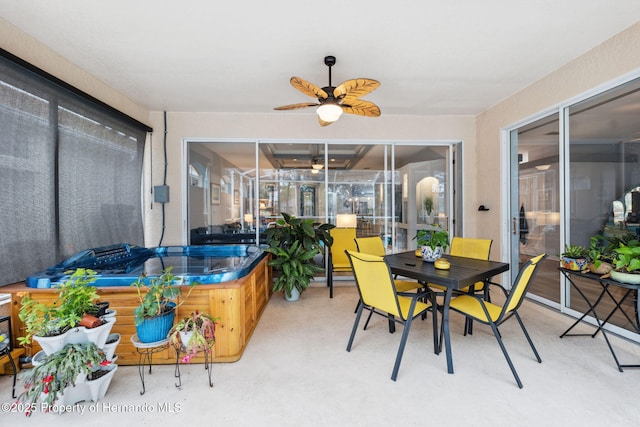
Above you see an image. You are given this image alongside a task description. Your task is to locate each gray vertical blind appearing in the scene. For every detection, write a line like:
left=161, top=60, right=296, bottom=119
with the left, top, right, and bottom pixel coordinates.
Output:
left=0, top=53, right=148, bottom=286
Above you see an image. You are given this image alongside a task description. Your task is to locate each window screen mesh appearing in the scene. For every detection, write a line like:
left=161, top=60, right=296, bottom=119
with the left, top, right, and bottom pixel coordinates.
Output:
left=0, top=54, right=147, bottom=286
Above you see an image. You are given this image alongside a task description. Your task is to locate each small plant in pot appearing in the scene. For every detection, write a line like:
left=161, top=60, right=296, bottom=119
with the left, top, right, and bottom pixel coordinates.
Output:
left=168, top=310, right=218, bottom=363
left=413, top=224, right=449, bottom=262
left=587, top=235, right=616, bottom=275
left=18, top=268, right=105, bottom=346
left=16, top=342, right=112, bottom=416
left=560, top=244, right=589, bottom=271
left=131, top=267, right=195, bottom=343
left=264, top=212, right=334, bottom=301
left=611, top=239, right=640, bottom=284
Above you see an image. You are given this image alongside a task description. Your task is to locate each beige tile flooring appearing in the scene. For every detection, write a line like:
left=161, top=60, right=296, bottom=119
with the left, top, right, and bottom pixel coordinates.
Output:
left=1, top=283, right=640, bottom=426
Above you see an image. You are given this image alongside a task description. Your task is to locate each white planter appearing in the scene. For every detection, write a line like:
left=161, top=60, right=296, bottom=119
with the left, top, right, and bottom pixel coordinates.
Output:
left=610, top=270, right=640, bottom=285
left=34, top=317, right=116, bottom=356
left=101, top=309, right=117, bottom=320
left=285, top=287, right=300, bottom=302
left=32, top=350, right=47, bottom=367
left=179, top=331, right=193, bottom=347
left=45, top=365, right=118, bottom=412
left=102, top=333, right=121, bottom=361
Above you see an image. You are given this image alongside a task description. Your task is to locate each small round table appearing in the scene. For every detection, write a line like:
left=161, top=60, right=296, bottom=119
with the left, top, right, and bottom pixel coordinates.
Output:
left=130, top=334, right=169, bottom=395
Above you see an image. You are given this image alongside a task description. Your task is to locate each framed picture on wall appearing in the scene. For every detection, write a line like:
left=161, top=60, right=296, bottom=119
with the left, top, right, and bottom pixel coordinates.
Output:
left=234, top=190, right=239, bottom=205
left=211, top=183, right=221, bottom=205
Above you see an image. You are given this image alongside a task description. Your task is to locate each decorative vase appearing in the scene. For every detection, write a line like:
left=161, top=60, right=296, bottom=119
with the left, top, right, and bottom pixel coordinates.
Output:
left=34, top=317, right=116, bottom=356
left=560, top=257, right=588, bottom=271
left=610, top=270, right=640, bottom=285
left=285, top=287, right=300, bottom=302
left=422, top=246, right=443, bottom=262
left=136, top=307, right=176, bottom=343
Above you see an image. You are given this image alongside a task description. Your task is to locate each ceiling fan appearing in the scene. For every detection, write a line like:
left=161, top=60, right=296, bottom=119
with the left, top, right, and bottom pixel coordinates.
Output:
left=274, top=55, right=381, bottom=126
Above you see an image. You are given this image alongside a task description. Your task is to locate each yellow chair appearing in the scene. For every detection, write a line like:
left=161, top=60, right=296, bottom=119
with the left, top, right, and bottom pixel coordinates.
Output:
left=327, top=228, right=357, bottom=298
left=345, top=250, right=439, bottom=381
left=447, top=253, right=547, bottom=388
left=354, top=236, right=424, bottom=293
left=355, top=236, right=426, bottom=333
left=428, top=236, right=493, bottom=295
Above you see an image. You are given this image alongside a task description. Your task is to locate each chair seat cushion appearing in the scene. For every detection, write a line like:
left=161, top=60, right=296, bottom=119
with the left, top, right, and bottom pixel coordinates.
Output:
left=397, top=296, right=431, bottom=320
left=449, top=295, right=502, bottom=322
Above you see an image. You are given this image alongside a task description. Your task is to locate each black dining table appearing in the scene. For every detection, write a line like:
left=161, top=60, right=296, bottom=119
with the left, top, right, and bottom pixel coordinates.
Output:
left=385, top=251, right=510, bottom=374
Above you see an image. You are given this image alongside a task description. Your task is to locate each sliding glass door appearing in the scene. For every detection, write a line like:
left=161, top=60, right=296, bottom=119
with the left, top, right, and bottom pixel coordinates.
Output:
left=187, top=140, right=459, bottom=258
left=509, top=76, right=640, bottom=339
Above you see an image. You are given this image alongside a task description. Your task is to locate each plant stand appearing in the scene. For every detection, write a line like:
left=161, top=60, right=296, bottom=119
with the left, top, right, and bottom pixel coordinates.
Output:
left=171, top=340, right=214, bottom=388
left=130, top=334, right=169, bottom=395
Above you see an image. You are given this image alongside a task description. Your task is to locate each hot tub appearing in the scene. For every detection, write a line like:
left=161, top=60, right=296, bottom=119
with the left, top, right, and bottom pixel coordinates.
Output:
left=26, top=243, right=266, bottom=288
left=12, top=242, right=272, bottom=364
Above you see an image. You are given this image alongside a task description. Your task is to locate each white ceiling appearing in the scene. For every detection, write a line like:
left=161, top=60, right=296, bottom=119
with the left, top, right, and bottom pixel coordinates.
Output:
left=2, top=1, right=640, bottom=117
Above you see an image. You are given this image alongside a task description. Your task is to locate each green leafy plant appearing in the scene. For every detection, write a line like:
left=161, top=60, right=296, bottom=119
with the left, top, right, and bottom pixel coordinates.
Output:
left=413, top=224, right=449, bottom=251
left=561, top=244, right=588, bottom=259
left=131, top=267, right=195, bottom=326
left=168, top=310, right=218, bottom=363
left=264, top=212, right=334, bottom=298
left=588, top=235, right=617, bottom=270
left=16, top=342, right=111, bottom=415
left=423, top=197, right=433, bottom=216
left=18, top=268, right=101, bottom=345
left=613, top=239, right=640, bottom=273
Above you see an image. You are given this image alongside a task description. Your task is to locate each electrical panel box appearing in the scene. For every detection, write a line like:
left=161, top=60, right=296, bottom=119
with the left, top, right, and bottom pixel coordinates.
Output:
left=154, top=185, right=170, bottom=203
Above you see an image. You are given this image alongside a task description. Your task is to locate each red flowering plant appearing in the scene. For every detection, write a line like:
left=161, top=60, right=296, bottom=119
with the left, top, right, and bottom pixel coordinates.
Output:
left=16, top=342, right=110, bottom=416
left=168, top=310, right=217, bottom=363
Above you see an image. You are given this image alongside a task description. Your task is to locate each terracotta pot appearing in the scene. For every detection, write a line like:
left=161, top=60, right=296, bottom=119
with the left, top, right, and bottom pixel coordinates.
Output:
left=79, top=314, right=102, bottom=329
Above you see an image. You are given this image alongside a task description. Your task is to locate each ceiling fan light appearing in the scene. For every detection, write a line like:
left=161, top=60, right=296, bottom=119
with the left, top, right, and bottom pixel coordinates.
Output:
left=312, top=164, right=323, bottom=170
left=317, top=103, right=343, bottom=122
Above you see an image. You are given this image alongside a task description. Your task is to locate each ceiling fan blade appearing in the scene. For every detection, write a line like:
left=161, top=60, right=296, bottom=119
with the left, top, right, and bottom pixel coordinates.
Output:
left=318, top=116, right=333, bottom=127
left=334, top=78, right=380, bottom=100
left=273, top=102, right=318, bottom=111
left=290, top=77, right=328, bottom=99
left=341, top=99, right=381, bottom=117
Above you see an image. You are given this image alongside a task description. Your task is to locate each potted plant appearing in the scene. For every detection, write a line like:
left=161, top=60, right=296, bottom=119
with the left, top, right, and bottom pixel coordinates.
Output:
left=587, top=235, right=615, bottom=275
left=611, top=239, right=640, bottom=284
left=413, top=224, right=449, bottom=262
left=17, top=342, right=116, bottom=416
left=18, top=268, right=115, bottom=353
left=560, top=244, right=589, bottom=271
left=131, top=267, right=195, bottom=343
left=168, top=310, right=218, bottom=363
left=264, top=212, right=334, bottom=301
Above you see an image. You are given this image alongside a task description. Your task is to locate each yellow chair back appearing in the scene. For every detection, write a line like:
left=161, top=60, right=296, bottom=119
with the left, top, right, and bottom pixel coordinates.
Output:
left=354, top=236, right=386, bottom=256
left=504, top=254, right=546, bottom=314
left=346, top=251, right=401, bottom=318
left=449, top=237, right=492, bottom=260
left=330, top=228, right=357, bottom=271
